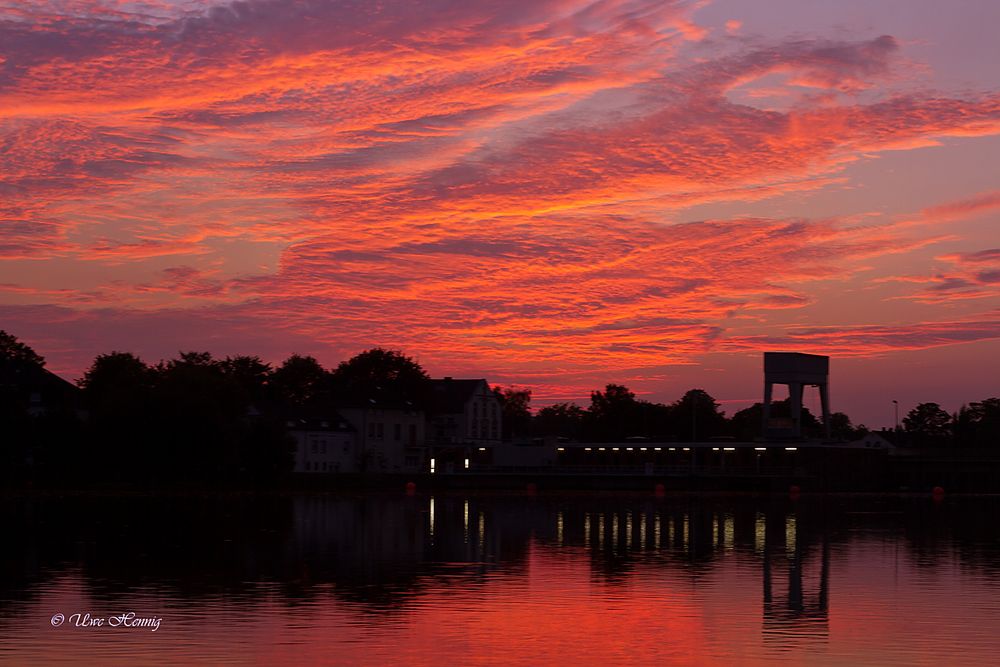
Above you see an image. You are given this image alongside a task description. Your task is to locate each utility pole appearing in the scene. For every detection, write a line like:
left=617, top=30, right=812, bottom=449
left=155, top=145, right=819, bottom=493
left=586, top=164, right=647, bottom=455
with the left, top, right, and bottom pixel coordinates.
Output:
left=892, top=400, right=899, bottom=431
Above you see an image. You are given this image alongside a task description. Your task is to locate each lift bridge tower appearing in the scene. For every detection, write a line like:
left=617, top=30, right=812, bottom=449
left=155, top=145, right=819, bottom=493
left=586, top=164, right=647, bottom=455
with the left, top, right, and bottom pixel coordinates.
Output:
left=763, top=352, right=831, bottom=440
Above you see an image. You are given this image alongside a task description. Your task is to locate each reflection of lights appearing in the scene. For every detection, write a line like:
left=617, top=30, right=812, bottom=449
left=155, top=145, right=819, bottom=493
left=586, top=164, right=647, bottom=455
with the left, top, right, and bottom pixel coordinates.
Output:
left=598, top=514, right=606, bottom=545
left=430, top=458, right=436, bottom=474
left=584, top=513, right=591, bottom=547
left=654, top=514, right=661, bottom=548
left=429, top=497, right=435, bottom=537
left=639, top=512, right=647, bottom=546
left=464, top=500, right=469, bottom=542
left=478, top=512, right=485, bottom=550
left=557, top=511, right=564, bottom=546
left=754, top=513, right=766, bottom=554
left=786, top=515, right=797, bottom=556
left=724, top=515, right=734, bottom=550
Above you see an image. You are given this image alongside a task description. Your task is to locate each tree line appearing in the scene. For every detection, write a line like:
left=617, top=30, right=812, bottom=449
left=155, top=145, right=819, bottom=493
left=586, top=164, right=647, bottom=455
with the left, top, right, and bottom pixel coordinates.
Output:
left=2, top=330, right=997, bottom=487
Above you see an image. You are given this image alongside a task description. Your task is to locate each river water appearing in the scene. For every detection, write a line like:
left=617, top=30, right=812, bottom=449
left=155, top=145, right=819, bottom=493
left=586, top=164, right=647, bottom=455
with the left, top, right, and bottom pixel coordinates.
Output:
left=2, top=492, right=999, bottom=665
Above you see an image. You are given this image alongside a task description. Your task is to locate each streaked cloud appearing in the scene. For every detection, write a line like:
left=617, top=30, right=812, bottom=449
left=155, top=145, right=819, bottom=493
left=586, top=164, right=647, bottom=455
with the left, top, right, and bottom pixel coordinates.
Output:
left=2, top=0, right=999, bottom=418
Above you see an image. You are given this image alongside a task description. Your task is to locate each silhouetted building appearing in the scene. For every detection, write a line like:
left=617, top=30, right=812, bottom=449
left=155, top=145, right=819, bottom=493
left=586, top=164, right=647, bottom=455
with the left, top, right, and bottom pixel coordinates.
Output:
left=0, top=359, right=79, bottom=417
left=763, top=352, right=831, bottom=439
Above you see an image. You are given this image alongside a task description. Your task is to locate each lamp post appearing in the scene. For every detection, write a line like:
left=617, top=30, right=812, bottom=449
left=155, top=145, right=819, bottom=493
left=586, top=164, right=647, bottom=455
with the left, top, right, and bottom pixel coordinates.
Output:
left=892, top=400, right=899, bottom=431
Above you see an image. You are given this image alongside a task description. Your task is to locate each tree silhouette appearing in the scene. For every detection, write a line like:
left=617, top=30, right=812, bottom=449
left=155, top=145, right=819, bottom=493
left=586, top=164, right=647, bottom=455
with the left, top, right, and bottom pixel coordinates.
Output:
left=331, top=348, right=428, bottom=402
left=0, top=330, right=45, bottom=367
left=220, top=355, right=273, bottom=405
left=670, top=389, right=726, bottom=441
left=271, top=354, right=329, bottom=407
left=903, top=402, right=952, bottom=447
left=493, top=386, right=531, bottom=440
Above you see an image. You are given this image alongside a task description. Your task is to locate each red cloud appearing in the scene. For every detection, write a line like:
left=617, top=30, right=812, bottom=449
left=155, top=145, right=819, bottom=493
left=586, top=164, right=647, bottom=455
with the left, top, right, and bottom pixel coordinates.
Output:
left=1, top=1, right=999, bottom=407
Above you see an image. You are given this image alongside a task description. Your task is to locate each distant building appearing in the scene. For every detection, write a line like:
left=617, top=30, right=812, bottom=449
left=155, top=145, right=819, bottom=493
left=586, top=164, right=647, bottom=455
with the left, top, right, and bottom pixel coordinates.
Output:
left=0, top=360, right=79, bottom=417
left=843, top=432, right=896, bottom=451
left=337, top=399, right=425, bottom=473
left=427, top=378, right=502, bottom=446
left=287, top=412, right=357, bottom=474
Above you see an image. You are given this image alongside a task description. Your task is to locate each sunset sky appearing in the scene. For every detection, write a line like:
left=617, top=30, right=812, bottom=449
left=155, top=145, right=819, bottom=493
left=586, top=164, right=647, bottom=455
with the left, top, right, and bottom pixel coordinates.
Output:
left=2, top=0, right=999, bottom=426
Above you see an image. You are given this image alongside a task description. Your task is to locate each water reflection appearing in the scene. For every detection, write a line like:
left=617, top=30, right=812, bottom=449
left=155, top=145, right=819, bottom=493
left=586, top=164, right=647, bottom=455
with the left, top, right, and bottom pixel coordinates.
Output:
left=2, top=493, right=1000, bottom=665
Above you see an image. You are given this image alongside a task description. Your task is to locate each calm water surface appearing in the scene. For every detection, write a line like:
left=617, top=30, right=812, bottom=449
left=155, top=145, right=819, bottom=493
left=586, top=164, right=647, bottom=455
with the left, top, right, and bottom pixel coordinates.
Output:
left=2, top=493, right=999, bottom=665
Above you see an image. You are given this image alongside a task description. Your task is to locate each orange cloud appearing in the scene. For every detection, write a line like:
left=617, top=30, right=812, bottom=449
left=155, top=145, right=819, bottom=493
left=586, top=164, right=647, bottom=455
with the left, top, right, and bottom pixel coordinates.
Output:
left=2, top=1, right=999, bottom=410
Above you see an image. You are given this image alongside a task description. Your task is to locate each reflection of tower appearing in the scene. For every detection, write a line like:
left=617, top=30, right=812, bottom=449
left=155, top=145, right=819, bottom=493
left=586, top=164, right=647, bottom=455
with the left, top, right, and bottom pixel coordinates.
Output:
left=761, top=511, right=830, bottom=641
left=762, top=352, right=831, bottom=439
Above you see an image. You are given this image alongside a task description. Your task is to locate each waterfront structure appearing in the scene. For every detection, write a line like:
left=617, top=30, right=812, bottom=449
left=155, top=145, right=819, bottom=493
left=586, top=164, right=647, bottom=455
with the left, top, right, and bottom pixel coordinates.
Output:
left=762, top=352, right=831, bottom=440
left=287, top=412, right=357, bottom=474
left=337, top=399, right=425, bottom=473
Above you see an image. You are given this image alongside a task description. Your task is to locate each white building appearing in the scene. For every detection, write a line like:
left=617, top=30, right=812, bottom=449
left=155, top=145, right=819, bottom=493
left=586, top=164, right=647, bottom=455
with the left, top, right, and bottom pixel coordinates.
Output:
left=288, top=413, right=357, bottom=474
left=337, top=400, right=425, bottom=473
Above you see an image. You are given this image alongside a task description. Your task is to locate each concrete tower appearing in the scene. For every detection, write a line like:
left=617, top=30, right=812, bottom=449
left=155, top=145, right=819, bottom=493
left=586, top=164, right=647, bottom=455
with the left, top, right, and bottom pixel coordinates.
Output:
left=763, top=352, right=831, bottom=440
